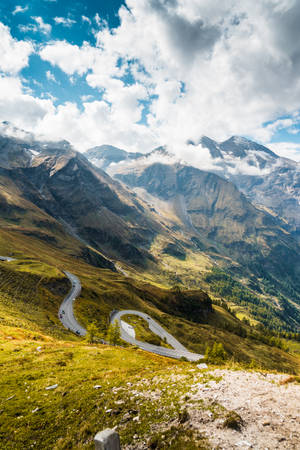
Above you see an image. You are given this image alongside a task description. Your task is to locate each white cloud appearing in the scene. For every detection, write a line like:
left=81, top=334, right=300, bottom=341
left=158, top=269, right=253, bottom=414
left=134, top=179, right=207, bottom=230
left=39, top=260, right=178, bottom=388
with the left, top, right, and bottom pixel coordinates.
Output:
left=0, top=74, right=54, bottom=128
left=3, top=2, right=300, bottom=162
left=54, top=17, right=76, bottom=27
left=82, top=15, right=91, bottom=24
left=39, top=40, right=97, bottom=75
left=32, top=16, right=51, bottom=34
left=81, top=94, right=93, bottom=102
left=13, top=5, right=28, bottom=15
left=268, top=142, right=300, bottom=162
left=0, top=23, right=34, bottom=74
left=46, top=70, right=56, bottom=82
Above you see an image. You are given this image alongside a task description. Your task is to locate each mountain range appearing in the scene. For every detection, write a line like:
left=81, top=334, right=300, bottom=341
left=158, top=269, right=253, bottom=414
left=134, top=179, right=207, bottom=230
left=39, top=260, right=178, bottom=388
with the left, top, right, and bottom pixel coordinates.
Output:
left=1, top=123, right=300, bottom=332
left=87, top=136, right=300, bottom=241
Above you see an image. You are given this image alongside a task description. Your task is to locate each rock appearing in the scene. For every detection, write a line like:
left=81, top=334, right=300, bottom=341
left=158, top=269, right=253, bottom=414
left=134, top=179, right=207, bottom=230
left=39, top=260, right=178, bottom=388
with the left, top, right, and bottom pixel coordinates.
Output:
left=45, top=384, right=58, bottom=390
left=236, top=440, right=252, bottom=448
left=197, top=363, right=208, bottom=370
left=94, top=428, right=121, bottom=450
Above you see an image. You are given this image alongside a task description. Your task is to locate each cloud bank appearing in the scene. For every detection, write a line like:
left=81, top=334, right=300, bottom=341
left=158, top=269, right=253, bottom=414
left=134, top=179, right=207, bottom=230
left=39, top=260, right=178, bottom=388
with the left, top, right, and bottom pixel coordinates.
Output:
left=1, top=0, right=300, bottom=160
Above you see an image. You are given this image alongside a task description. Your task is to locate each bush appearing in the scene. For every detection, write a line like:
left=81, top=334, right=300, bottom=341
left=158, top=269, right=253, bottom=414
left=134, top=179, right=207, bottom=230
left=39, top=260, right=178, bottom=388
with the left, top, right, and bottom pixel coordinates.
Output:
left=223, top=411, right=243, bottom=430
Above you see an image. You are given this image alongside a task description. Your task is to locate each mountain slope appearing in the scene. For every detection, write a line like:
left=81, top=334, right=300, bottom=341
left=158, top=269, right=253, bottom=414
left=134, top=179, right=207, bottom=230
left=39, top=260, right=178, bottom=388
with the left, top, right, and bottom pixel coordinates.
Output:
left=115, top=162, right=300, bottom=299
left=197, top=136, right=300, bottom=239
left=0, top=135, right=169, bottom=266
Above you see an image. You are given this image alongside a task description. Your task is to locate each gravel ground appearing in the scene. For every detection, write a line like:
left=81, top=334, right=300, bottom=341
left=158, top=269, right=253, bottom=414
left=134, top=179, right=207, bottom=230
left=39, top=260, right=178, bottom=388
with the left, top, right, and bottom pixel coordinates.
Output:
left=190, top=369, right=300, bottom=449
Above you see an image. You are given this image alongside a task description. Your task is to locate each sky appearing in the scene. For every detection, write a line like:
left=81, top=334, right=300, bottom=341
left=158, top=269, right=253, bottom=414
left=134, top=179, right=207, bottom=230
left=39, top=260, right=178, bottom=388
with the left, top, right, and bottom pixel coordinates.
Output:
left=1, top=0, right=300, bottom=161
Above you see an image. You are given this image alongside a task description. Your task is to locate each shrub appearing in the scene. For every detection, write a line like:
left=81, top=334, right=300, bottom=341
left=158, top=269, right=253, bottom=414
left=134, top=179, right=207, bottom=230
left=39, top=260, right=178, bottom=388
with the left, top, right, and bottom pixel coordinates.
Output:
left=223, top=411, right=243, bottom=430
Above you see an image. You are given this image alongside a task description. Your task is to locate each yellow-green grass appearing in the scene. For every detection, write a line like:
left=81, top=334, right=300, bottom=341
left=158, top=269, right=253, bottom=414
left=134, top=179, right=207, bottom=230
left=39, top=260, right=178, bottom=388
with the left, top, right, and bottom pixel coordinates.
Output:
left=121, top=314, right=172, bottom=348
left=285, top=339, right=300, bottom=355
left=229, top=305, right=259, bottom=326
left=0, top=334, right=213, bottom=450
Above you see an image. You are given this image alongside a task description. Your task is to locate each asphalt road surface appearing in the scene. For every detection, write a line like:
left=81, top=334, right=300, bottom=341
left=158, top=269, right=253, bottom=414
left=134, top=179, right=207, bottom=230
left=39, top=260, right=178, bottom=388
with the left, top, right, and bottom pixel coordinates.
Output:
left=58, top=271, right=86, bottom=336
left=111, top=309, right=204, bottom=362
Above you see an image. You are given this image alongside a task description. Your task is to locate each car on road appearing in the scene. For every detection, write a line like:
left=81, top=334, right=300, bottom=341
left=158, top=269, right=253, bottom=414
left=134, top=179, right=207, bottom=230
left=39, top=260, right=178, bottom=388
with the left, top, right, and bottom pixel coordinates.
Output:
left=62, top=310, right=65, bottom=314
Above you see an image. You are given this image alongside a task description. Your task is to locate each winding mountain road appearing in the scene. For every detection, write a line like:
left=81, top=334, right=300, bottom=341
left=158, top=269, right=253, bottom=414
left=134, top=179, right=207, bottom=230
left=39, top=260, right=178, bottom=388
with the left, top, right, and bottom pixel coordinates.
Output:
left=0, top=256, right=203, bottom=361
left=58, top=271, right=86, bottom=336
left=110, top=309, right=204, bottom=361
left=59, top=272, right=203, bottom=360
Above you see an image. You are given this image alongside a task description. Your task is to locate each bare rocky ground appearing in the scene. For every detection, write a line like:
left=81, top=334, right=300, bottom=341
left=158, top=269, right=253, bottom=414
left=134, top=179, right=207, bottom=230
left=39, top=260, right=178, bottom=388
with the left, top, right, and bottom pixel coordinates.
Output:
left=190, top=369, right=300, bottom=449
left=125, top=369, right=300, bottom=449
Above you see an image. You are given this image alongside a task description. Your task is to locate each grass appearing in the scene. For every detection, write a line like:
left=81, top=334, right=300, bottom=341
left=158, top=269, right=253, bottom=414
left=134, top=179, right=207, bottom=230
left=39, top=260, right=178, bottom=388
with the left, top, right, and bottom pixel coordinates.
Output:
left=0, top=333, right=220, bottom=449
left=121, top=314, right=172, bottom=348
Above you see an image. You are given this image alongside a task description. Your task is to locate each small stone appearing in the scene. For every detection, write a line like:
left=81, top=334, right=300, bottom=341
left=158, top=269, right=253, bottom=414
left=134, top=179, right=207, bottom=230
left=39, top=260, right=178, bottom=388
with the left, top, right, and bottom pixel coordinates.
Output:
left=94, top=385, right=102, bottom=389
left=45, top=384, right=58, bottom=390
left=197, top=363, right=208, bottom=370
left=236, top=441, right=252, bottom=448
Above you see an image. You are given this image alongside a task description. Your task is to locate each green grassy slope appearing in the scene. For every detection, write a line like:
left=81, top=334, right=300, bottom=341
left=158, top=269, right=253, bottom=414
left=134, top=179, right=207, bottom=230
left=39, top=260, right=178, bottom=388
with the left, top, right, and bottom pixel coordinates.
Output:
left=0, top=227, right=299, bottom=373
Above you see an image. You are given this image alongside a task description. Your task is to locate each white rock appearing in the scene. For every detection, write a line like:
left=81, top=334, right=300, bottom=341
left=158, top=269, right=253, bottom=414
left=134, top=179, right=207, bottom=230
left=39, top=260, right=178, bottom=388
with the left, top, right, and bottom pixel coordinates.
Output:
left=45, top=384, right=58, bottom=390
left=197, top=363, right=208, bottom=370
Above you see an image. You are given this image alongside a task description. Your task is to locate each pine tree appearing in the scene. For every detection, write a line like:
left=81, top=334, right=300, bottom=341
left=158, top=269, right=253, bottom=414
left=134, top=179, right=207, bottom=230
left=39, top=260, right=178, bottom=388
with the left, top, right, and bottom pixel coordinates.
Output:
left=86, top=322, right=99, bottom=344
left=106, top=321, right=121, bottom=345
left=205, top=345, right=211, bottom=361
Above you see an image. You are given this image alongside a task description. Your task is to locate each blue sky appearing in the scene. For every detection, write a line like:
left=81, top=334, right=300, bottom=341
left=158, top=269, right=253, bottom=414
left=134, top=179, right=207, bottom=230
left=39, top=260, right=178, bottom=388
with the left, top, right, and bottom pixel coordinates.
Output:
left=1, top=0, right=125, bottom=106
left=1, top=0, right=300, bottom=161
